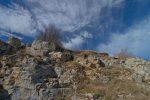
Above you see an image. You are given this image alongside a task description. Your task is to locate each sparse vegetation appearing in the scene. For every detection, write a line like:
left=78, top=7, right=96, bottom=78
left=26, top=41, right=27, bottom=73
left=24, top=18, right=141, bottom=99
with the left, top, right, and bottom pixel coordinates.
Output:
left=0, top=32, right=150, bottom=100
left=114, top=48, right=135, bottom=59
left=37, top=25, right=62, bottom=48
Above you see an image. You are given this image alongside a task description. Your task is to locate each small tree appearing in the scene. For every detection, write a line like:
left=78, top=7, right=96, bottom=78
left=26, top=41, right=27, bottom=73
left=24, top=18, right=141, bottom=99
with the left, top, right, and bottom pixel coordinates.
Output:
left=114, top=48, right=135, bottom=58
left=37, top=26, right=62, bottom=48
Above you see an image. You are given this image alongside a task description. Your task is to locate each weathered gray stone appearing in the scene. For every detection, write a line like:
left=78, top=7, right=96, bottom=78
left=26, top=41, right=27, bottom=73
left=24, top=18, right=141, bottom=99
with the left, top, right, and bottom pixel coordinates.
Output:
left=50, top=52, right=73, bottom=61
left=132, top=73, right=144, bottom=83
left=8, top=37, right=21, bottom=49
left=32, top=40, right=56, bottom=51
left=2, top=40, right=150, bottom=100
left=31, top=65, right=58, bottom=84
left=75, top=54, right=105, bottom=68
left=54, top=67, right=63, bottom=77
left=26, top=47, right=49, bottom=56
left=143, top=74, right=150, bottom=84
left=26, top=40, right=58, bottom=56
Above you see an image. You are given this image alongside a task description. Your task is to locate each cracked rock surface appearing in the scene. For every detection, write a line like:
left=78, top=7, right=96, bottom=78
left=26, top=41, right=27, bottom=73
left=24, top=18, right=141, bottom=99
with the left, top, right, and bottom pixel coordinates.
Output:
left=0, top=39, right=150, bottom=100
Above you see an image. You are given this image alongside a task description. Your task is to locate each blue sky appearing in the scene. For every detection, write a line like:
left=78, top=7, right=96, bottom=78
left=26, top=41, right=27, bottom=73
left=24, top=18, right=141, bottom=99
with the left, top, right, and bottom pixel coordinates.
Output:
left=0, top=0, right=150, bottom=60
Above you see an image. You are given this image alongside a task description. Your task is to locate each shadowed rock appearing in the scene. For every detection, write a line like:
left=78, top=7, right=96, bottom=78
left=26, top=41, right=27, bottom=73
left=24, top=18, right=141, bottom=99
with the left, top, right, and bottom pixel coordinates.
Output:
left=0, top=84, right=11, bottom=100
left=8, top=37, right=21, bottom=49
left=31, top=65, right=58, bottom=84
left=0, top=40, right=13, bottom=55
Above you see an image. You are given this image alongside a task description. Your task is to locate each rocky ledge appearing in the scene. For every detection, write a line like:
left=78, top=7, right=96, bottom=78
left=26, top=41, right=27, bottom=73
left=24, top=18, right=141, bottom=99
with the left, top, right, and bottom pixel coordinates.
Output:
left=0, top=37, right=150, bottom=100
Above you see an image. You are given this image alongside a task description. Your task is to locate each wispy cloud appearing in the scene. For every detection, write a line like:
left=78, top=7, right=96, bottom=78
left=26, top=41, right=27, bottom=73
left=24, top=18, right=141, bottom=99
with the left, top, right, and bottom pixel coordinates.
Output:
left=26, top=0, right=124, bottom=32
left=0, top=0, right=124, bottom=37
left=63, top=31, right=93, bottom=50
left=98, top=17, right=150, bottom=59
left=0, top=31, right=23, bottom=40
left=0, top=4, right=37, bottom=36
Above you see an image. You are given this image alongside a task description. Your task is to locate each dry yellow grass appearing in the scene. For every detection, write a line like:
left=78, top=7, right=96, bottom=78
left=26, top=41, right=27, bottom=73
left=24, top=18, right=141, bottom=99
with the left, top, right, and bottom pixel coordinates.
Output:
left=75, top=79, right=150, bottom=100
left=60, top=63, right=150, bottom=100
left=97, top=66, right=132, bottom=78
left=73, top=50, right=109, bottom=58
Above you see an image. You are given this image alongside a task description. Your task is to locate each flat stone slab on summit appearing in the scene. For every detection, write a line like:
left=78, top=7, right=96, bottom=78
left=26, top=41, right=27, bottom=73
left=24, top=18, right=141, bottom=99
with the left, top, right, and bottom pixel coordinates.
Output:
left=26, top=47, right=49, bottom=56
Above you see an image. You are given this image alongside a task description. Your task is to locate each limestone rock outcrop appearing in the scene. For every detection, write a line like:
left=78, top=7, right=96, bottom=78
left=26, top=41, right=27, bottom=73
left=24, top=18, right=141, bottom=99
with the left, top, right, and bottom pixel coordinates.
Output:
left=0, top=39, right=150, bottom=100
left=26, top=40, right=57, bottom=56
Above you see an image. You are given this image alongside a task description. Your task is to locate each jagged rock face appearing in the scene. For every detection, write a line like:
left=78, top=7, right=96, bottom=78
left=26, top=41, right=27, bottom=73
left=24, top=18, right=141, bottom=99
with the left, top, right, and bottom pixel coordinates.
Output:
left=124, top=58, right=150, bottom=83
left=1, top=41, right=150, bottom=100
left=103, top=57, right=150, bottom=84
left=8, top=37, right=21, bottom=49
left=0, top=40, right=12, bottom=54
left=0, top=55, right=69, bottom=100
left=0, top=37, right=22, bottom=55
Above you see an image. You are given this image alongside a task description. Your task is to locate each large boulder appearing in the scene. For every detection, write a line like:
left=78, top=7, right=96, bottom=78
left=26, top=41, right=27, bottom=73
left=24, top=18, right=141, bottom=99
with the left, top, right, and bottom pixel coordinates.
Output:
left=32, top=40, right=56, bottom=51
left=26, top=47, right=49, bottom=56
left=26, top=40, right=57, bottom=56
left=8, top=37, right=21, bottom=49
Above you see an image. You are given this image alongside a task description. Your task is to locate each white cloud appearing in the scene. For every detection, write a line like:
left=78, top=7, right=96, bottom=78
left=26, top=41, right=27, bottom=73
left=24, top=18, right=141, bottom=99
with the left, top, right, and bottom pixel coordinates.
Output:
left=0, top=4, right=37, bottom=37
left=24, top=0, right=124, bottom=32
left=81, top=31, right=93, bottom=38
left=63, top=31, right=92, bottom=49
left=0, top=0, right=124, bottom=37
left=98, top=17, right=150, bottom=58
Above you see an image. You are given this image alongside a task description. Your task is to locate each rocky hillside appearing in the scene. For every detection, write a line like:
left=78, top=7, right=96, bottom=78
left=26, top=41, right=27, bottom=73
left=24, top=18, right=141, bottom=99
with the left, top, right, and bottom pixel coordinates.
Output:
left=0, top=37, right=150, bottom=100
